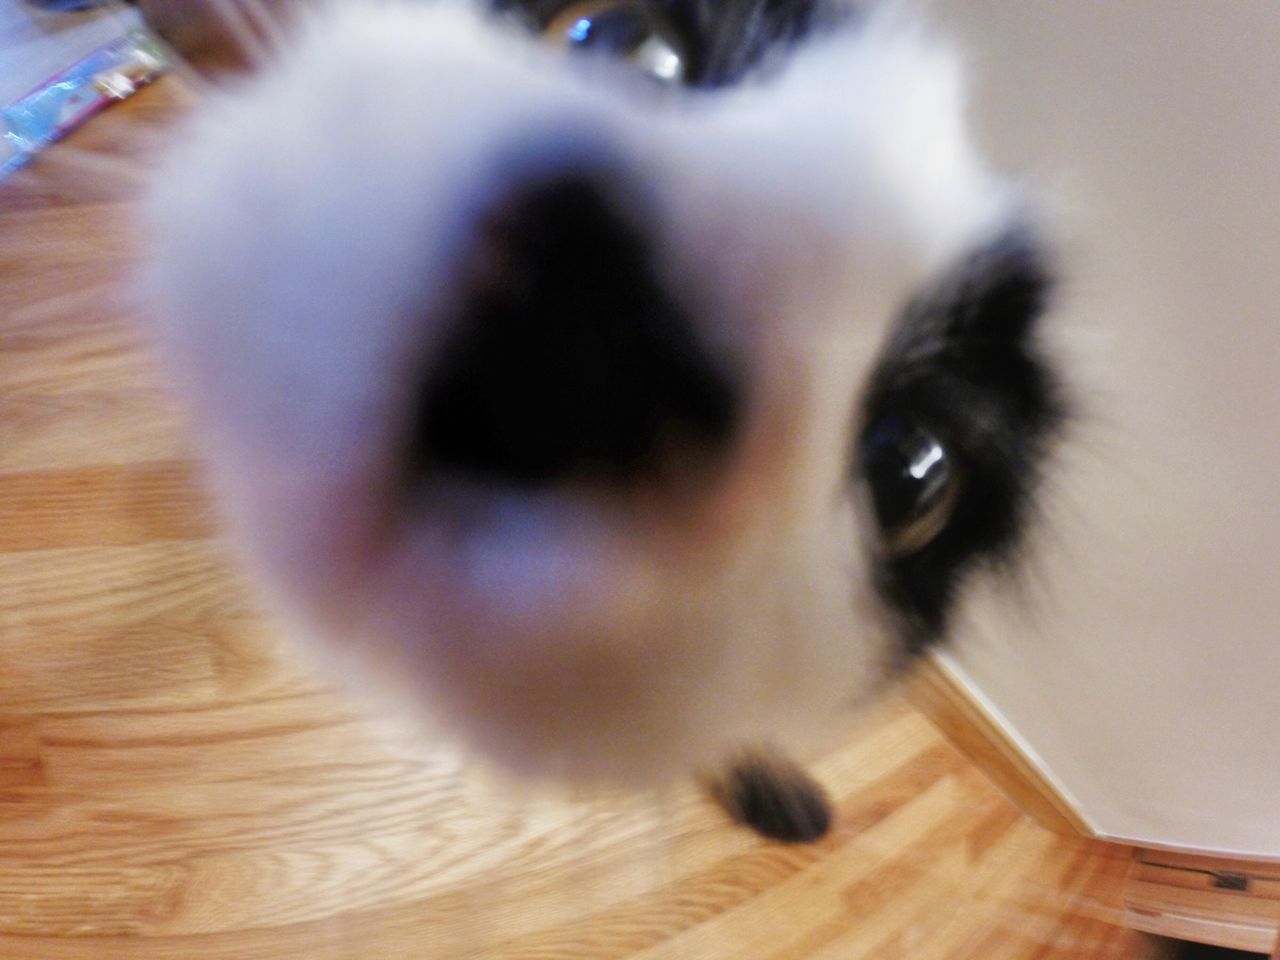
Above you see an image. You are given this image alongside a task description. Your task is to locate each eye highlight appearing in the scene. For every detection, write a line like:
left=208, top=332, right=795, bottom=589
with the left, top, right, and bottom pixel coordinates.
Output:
left=859, top=414, right=961, bottom=557
left=545, top=1, right=688, bottom=83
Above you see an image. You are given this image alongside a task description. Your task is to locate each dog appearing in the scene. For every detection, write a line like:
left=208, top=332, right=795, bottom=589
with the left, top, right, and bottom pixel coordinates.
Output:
left=142, top=0, right=1066, bottom=842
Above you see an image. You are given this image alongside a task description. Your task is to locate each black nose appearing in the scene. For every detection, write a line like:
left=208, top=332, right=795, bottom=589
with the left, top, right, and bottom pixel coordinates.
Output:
left=405, top=174, right=739, bottom=488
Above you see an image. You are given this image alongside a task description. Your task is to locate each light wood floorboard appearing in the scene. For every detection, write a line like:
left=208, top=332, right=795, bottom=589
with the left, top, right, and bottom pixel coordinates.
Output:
left=0, top=75, right=1160, bottom=960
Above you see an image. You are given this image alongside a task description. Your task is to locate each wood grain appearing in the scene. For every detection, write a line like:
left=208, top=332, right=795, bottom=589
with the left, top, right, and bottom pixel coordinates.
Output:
left=906, top=654, right=1093, bottom=839
left=1126, top=849, right=1280, bottom=953
left=0, top=74, right=1160, bottom=959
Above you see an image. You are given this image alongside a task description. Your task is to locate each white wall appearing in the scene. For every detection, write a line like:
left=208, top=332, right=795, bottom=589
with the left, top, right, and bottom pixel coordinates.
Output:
left=929, top=1, right=1280, bottom=855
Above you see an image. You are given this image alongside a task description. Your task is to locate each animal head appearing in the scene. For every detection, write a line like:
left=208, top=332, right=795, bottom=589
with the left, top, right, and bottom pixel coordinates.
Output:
left=142, top=0, right=1064, bottom=785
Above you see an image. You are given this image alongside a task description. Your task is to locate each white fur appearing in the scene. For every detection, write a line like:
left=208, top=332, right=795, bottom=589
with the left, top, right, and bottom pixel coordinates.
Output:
left=143, top=1, right=1009, bottom=782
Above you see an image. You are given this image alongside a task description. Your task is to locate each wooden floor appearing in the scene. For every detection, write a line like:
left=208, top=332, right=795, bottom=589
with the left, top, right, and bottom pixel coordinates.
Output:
left=0, top=75, right=1161, bottom=959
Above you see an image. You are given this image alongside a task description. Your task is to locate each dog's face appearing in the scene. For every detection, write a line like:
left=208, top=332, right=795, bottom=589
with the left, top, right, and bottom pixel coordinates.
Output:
left=143, top=0, right=1062, bottom=783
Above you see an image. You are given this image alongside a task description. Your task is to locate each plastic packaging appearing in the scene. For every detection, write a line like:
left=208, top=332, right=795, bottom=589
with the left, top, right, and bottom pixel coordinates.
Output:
left=1, top=27, right=167, bottom=179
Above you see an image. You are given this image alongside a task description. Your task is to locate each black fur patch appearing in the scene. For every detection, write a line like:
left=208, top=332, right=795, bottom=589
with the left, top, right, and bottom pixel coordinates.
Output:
left=858, top=229, right=1067, bottom=652
left=493, top=0, right=848, bottom=86
left=655, top=0, right=850, bottom=85
left=712, top=753, right=833, bottom=843
left=406, top=174, right=738, bottom=487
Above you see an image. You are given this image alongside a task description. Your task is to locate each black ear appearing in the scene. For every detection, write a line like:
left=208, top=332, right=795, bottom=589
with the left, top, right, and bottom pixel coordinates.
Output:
left=931, top=227, right=1061, bottom=438
left=664, top=0, right=853, bottom=85
left=871, top=224, right=1063, bottom=444
left=876, top=227, right=1056, bottom=396
left=943, top=229, right=1053, bottom=346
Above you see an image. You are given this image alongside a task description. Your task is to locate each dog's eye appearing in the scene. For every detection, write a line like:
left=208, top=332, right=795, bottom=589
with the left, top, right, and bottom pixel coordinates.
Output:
left=860, top=414, right=961, bottom=556
left=545, top=1, right=687, bottom=83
